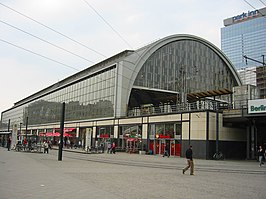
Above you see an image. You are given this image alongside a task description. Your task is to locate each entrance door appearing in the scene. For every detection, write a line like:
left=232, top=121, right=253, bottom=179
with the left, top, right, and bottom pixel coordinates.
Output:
left=156, top=140, right=169, bottom=155
left=162, top=140, right=180, bottom=156
left=149, top=139, right=181, bottom=156
left=155, top=140, right=161, bottom=155
left=174, top=140, right=181, bottom=156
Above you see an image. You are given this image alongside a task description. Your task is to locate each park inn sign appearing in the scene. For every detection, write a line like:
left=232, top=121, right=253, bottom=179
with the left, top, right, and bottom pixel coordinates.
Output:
left=248, top=99, right=266, bottom=114
left=232, top=9, right=259, bottom=22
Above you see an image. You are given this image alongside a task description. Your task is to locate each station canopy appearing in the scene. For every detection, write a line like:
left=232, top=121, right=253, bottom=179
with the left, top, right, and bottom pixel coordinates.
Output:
left=129, top=88, right=233, bottom=108
left=187, top=88, right=233, bottom=101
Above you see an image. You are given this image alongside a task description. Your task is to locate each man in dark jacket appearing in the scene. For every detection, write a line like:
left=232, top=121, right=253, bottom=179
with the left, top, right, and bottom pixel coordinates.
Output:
left=7, top=136, right=11, bottom=151
left=182, top=145, right=194, bottom=175
left=163, top=143, right=170, bottom=158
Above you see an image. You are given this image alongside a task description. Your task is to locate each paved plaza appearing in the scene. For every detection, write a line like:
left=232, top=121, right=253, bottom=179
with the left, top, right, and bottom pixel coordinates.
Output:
left=0, top=147, right=265, bottom=199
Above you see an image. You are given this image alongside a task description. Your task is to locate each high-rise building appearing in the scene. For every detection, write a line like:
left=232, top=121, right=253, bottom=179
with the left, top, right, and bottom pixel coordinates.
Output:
left=221, top=7, right=266, bottom=98
left=221, top=7, right=266, bottom=70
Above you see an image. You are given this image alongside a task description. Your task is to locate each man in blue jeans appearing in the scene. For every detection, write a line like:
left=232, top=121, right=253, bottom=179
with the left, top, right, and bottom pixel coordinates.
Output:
left=182, top=145, right=194, bottom=175
left=258, top=145, right=264, bottom=167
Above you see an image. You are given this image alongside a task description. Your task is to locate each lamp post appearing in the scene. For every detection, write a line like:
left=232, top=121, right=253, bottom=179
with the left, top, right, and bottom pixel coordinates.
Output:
left=19, top=123, right=22, bottom=141
left=215, top=103, right=219, bottom=157
left=7, top=119, right=10, bottom=148
left=25, top=117, right=28, bottom=140
left=155, top=134, right=159, bottom=155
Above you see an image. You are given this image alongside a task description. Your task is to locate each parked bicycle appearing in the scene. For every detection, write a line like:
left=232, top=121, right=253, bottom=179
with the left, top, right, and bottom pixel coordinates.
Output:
left=213, top=151, right=224, bottom=160
left=14, top=143, right=23, bottom=152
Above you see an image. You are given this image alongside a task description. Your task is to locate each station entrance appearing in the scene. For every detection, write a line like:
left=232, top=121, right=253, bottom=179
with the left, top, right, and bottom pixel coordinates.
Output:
left=149, top=139, right=180, bottom=156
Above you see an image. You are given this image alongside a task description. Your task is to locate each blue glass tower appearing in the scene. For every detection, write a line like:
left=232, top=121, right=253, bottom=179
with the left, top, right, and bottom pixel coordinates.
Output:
left=221, top=7, right=266, bottom=69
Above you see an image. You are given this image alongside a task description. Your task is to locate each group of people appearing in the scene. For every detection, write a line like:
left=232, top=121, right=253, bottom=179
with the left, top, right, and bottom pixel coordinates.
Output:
left=107, top=142, right=116, bottom=154
left=1, top=136, right=12, bottom=151
left=13, top=137, right=50, bottom=153
left=4, top=135, right=266, bottom=174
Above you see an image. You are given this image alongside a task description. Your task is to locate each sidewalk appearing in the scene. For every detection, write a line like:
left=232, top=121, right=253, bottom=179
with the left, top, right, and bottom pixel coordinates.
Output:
left=0, top=147, right=123, bottom=199
left=1, top=146, right=265, bottom=199
left=54, top=146, right=265, bottom=174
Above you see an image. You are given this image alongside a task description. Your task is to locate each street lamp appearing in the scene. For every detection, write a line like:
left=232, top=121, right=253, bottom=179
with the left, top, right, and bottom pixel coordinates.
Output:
left=155, top=134, right=160, bottom=155
left=25, top=117, right=28, bottom=140
left=19, top=123, right=22, bottom=141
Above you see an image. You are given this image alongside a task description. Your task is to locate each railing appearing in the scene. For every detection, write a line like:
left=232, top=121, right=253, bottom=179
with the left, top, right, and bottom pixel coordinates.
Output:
left=127, top=99, right=252, bottom=117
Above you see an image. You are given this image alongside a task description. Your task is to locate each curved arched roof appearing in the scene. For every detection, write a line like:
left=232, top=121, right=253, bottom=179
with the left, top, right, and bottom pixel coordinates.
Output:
left=133, top=34, right=242, bottom=86
left=120, top=34, right=242, bottom=113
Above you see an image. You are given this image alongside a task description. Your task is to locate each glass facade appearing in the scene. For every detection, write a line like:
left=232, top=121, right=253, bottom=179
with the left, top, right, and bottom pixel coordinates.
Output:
left=0, top=34, right=251, bottom=159
left=120, top=125, right=142, bottom=139
left=221, top=17, right=266, bottom=69
left=119, top=125, right=142, bottom=152
left=96, top=126, right=114, bottom=139
left=149, top=122, right=181, bottom=139
left=1, top=35, right=241, bottom=132
left=1, top=66, right=116, bottom=127
left=134, top=40, right=238, bottom=95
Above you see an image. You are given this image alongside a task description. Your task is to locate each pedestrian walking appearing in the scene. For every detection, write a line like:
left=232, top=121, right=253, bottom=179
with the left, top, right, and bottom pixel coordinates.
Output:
left=28, top=138, right=32, bottom=151
left=7, top=136, right=11, bottom=151
left=182, top=145, right=194, bottom=175
left=258, top=145, right=264, bottom=167
left=43, top=141, right=49, bottom=154
left=107, top=142, right=112, bottom=154
left=111, top=142, right=116, bottom=154
left=163, top=143, right=170, bottom=158
left=23, top=138, right=27, bottom=151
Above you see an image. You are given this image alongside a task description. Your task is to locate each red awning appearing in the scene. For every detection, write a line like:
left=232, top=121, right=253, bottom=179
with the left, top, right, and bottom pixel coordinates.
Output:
left=127, top=138, right=138, bottom=142
left=39, top=132, right=45, bottom=137
left=39, top=132, right=74, bottom=137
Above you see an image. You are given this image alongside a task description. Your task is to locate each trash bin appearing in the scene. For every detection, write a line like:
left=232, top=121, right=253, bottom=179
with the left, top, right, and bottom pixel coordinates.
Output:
left=139, top=150, right=146, bottom=155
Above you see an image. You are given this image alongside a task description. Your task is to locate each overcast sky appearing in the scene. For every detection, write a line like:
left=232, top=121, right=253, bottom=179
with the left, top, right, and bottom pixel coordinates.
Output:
left=0, top=0, right=265, bottom=113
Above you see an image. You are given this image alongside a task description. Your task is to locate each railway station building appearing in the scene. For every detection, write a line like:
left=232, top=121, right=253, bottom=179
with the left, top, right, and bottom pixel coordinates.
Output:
left=1, top=34, right=265, bottom=159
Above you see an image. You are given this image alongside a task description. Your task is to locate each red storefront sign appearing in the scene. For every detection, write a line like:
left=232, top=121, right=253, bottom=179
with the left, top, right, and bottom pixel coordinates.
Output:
left=100, top=134, right=109, bottom=138
left=158, top=135, right=171, bottom=139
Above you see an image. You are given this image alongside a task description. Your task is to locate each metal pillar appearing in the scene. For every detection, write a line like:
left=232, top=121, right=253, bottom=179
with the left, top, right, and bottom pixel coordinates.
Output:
left=58, top=102, right=65, bottom=161
left=25, top=117, right=28, bottom=139
left=215, top=108, right=219, bottom=155
left=246, top=125, right=250, bottom=159
left=19, top=123, right=22, bottom=141
left=250, top=121, right=255, bottom=159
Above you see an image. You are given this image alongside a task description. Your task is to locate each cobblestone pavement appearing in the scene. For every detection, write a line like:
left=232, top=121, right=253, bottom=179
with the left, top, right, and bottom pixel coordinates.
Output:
left=0, top=147, right=265, bottom=199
